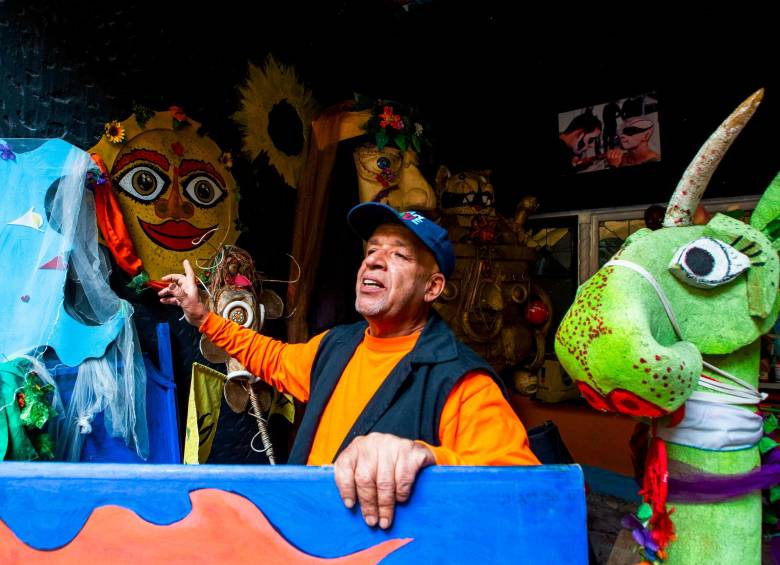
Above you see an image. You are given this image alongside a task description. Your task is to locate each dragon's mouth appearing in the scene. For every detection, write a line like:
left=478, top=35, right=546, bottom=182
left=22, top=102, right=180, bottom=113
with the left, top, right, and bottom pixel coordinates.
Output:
left=576, top=382, right=669, bottom=418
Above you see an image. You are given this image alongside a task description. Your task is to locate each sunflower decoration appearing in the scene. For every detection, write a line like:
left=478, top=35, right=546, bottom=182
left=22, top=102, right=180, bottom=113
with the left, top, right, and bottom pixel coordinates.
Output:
left=233, top=55, right=318, bottom=189
left=103, top=120, right=126, bottom=144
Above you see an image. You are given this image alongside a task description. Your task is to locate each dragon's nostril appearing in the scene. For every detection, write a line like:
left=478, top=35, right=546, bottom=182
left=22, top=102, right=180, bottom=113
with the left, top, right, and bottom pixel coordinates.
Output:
left=576, top=382, right=612, bottom=412
left=609, top=390, right=668, bottom=417
left=617, top=398, right=639, bottom=411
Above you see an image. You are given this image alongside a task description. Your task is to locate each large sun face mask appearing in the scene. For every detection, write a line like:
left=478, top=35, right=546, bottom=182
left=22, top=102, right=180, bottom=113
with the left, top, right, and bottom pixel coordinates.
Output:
left=90, top=111, right=240, bottom=281
left=0, top=139, right=124, bottom=366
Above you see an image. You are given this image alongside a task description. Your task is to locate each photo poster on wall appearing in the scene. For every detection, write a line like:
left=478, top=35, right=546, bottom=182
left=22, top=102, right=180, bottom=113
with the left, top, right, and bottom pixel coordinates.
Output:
left=557, top=91, right=660, bottom=175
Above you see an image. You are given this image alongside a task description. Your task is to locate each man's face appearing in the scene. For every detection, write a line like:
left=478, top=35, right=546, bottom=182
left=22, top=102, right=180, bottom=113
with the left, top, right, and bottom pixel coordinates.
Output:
left=574, top=128, right=601, bottom=156
left=355, top=224, right=437, bottom=325
left=619, top=127, right=651, bottom=150
left=619, top=120, right=654, bottom=151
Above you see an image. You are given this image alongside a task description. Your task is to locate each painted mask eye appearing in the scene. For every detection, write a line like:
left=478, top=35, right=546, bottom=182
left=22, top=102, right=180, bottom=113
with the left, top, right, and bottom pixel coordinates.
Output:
left=358, top=150, right=401, bottom=176
left=116, top=165, right=169, bottom=202
left=222, top=300, right=254, bottom=328
left=183, top=175, right=225, bottom=207
left=376, top=156, right=391, bottom=170
left=669, top=237, right=750, bottom=288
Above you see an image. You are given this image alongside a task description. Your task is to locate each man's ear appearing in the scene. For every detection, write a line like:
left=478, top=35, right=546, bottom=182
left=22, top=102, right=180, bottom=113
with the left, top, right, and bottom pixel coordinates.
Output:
left=575, top=132, right=586, bottom=151
left=425, top=273, right=446, bottom=303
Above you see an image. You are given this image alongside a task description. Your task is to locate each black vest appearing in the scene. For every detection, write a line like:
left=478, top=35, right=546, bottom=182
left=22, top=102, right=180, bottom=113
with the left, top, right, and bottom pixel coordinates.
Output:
left=288, top=313, right=499, bottom=464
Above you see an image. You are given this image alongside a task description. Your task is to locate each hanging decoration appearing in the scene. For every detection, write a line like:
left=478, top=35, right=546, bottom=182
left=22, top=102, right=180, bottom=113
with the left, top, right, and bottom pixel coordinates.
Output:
left=0, top=138, right=150, bottom=462
left=187, top=245, right=294, bottom=464
left=0, top=138, right=125, bottom=365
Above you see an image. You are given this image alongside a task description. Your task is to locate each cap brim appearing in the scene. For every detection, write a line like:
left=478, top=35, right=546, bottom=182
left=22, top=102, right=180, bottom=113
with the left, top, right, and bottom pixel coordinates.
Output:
left=347, top=202, right=403, bottom=241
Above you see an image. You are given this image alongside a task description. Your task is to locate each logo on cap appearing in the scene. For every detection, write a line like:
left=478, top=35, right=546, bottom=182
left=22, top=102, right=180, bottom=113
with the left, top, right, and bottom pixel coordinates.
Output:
left=401, top=211, right=425, bottom=225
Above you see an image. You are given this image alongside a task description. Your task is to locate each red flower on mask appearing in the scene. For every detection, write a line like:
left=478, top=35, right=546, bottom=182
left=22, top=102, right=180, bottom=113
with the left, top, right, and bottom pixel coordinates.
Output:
left=379, top=106, right=404, bottom=130
left=169, top=106, right=190, bottom=129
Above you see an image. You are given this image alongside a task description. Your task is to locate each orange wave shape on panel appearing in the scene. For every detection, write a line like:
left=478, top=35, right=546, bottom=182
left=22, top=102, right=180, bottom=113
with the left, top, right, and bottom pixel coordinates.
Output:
left=0, top=489, right=412, bottom=564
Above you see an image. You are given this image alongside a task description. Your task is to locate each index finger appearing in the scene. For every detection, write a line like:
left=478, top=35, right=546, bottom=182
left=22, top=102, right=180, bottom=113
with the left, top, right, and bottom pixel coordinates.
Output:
left=183, top=259, right=197, bottom=284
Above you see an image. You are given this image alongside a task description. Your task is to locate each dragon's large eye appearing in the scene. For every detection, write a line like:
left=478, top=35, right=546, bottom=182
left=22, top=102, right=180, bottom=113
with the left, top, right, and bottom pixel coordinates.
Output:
left=669, top=237, right=750, bottom=288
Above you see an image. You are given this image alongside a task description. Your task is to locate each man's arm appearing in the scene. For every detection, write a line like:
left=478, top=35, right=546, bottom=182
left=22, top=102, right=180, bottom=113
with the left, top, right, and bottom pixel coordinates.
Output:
left=422, top=371, right=540, bottom=466
left=199, top=314, right=323, bottom=401
left=159, top=260, right=322, bottom=401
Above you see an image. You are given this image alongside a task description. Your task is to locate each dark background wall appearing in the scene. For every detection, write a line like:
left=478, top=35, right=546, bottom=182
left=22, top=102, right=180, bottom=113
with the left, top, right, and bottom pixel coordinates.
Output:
left=4, top=2, right=780, bottom=219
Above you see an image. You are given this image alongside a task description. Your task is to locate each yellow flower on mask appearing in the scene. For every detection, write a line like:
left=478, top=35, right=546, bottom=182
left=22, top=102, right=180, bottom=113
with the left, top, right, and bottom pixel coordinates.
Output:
left=104, top=120, right=126, bottom=144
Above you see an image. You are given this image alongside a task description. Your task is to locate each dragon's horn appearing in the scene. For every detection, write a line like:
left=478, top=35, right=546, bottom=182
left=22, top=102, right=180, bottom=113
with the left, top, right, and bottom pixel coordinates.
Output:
left=664, top=88, right=763, bottom=227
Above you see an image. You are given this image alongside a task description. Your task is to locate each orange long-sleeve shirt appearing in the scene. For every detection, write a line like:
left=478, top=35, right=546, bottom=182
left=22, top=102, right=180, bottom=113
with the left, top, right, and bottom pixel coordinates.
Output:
left=200, top=313, right=539, bottom=466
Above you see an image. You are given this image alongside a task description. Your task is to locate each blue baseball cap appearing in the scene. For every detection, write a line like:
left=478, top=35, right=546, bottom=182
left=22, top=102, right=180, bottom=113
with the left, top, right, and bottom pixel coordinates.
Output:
left=347, top=202, right=455, bottom=278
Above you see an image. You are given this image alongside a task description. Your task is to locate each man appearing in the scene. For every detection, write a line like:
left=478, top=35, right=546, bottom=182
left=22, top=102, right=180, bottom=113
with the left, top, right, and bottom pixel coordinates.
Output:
left=606, top=117, right=660, bottom=167
left=159, top=202, right=539, bottom=530
left=558, top=109, right=602, bottom=173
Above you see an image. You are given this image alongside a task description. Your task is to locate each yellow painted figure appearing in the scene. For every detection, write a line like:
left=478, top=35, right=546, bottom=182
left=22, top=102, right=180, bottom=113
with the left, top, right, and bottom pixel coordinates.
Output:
left=353, top=144, right=436, bottom=210
left=90, top=110, right=240, bottom=280
left=433, top=167, right=550, bottom=380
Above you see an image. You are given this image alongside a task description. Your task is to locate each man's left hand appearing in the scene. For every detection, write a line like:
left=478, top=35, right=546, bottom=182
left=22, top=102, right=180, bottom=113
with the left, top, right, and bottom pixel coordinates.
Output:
left=334, top=432, right=435, bottom=529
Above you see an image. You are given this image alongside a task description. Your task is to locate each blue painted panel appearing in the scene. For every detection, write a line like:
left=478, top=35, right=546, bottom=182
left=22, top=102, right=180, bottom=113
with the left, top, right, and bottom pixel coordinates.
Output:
left=0, top=463, right=587, bottom=564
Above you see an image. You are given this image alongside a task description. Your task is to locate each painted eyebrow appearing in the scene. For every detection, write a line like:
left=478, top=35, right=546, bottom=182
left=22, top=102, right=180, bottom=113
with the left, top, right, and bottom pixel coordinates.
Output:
left=112, top=149, right=170, bottom=174
left=178, top=159, right=226, bottom=187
